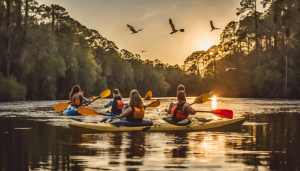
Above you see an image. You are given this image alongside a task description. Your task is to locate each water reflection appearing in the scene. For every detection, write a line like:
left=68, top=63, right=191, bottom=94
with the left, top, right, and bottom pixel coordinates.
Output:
left=2, top=99, right=300, bottom=170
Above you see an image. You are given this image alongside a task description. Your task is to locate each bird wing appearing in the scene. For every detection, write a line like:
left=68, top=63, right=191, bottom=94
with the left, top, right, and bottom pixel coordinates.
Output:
left=225, top=68, right=236, bottom=72
left=169, top=19, right=176, bottom=32
left=127, top=24, right=137, bottom=32
left=210, top=21, right=214, bottom=29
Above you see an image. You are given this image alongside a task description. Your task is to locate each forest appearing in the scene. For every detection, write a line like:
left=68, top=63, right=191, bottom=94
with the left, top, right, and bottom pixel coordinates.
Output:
left=0, top=0, right=299, bottom=101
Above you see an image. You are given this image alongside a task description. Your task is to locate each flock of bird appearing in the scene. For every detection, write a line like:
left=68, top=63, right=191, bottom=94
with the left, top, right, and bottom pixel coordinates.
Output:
left=127, top=19, right=233, bottom=72
left=127, top=19, right=220, bottom=35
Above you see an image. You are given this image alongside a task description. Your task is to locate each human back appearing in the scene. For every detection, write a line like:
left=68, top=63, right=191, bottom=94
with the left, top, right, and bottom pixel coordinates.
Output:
left=119, top=89, right=145, bottom=122
left=69, top=85, right=91, bottom=106
left=171, top=91, right=196, bottom=122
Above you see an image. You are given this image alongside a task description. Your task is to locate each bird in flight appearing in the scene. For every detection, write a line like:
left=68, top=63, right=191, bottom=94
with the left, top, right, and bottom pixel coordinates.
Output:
left=210, top=21, right=220, bottom=31
left=127, top=24, right=143, bottom=34
left=225, top=68, right=236, bottom=72
left=169, top=19, right=184, bottom=34
left=141, top=51, right=146, bottom=53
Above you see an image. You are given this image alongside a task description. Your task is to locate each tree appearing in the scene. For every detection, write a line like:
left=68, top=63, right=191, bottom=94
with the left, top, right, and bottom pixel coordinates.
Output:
left=237, top=0, right=260, bottom=66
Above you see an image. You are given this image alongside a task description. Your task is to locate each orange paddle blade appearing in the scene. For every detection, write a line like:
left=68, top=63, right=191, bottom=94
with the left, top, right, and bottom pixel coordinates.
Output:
left=100, top=89, right=111, bottom=98
left=145, top=91, right=152, bottom=100
left=54, top=101, right=69, bottom=112
left=194, top=94, right=209, bottom=104
left=78, top=107, right=99, bottom=116
left=211, top=109, right=233, bottom=119
left=148, top=100, right=160, bottom=107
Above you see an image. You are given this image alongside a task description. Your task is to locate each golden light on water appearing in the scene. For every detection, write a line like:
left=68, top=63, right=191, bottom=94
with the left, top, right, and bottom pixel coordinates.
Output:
left=211, top=96, right=219, bottom=120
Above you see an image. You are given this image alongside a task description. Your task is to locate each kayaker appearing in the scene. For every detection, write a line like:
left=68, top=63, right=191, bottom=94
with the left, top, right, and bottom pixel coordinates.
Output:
left=171, top=91, right=196, bottom=122
left=167, top=84, right=185, bottom=114
left=119, top=89, right=145, bottom=122
left=104, top=89, right=125, bottom=115
left=69, top=85, right=91, bottom=106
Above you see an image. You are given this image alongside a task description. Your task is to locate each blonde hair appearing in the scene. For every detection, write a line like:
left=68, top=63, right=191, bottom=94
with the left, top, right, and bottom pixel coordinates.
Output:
left=129, top=89, right=143, bottom=109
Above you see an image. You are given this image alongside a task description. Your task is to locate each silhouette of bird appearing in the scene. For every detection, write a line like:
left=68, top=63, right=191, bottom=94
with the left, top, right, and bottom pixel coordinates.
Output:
left=141, top=51, right=146, bottom=53
left=225, top=68, right=236, bottom=72
left=127, top=24, right=143, bottom=34
left=169, top=19, right=184, bottom=34
left=210, top=21, right=220, bottom=31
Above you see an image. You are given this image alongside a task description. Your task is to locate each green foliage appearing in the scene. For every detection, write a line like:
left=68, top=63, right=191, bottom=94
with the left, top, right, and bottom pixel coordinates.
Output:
left=0, top=73, right=27, bottom=101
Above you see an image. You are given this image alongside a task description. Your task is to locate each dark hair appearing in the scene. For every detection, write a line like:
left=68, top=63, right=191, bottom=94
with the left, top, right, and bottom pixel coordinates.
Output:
left=70, top=85, right=81, bottom=101
left=113, top=89, right=122, bottom=100
left=177, top=84, right=185, bottom=92
left=177, top=91, right=186, bottom=102
left=115, top=96, right=122, bottom=100
left=113, top=89, right=119, bottom=94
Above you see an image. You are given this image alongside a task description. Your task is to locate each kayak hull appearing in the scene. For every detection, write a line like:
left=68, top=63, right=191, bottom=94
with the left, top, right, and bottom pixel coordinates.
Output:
left=69, top=116, right=246, bottom=134
left=63, top=105, right=81, bottom=116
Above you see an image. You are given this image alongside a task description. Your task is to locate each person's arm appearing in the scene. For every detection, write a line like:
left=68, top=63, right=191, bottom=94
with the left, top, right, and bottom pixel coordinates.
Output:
left=79, top=93, right=92, bottom=103
left=104, top=101, right=113, bottom=108
left=119, top=107, right=132, bottom=119
left=184, top=104, right=196, bottom=115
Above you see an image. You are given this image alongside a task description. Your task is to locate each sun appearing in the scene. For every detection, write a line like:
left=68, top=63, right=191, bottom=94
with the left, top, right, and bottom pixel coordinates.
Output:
left=199, top=39, right=214, bottom=51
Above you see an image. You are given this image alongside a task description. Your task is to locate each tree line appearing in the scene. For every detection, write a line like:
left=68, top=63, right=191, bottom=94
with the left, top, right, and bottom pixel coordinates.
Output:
left=0, top=0, right=299, bottom=101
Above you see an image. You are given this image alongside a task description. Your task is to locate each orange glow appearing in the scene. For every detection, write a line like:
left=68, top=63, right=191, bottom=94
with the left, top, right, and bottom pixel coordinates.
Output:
left=211, top=96, right=219, bottom=120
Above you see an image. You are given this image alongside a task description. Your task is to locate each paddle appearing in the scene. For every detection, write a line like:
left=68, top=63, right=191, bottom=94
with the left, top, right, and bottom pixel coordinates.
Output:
left=85, top=89, right=111, bottom=106
left=196, top=109, right=233, bottom=119
left=78, top=100, right=160, bottom=116
left=145, top=91, right=152, bottom=100
left=54, top=89, right=111, bottom=112
left=54, top=101, right=70, bottom=112
left=189, top=93, right=209, bottom=106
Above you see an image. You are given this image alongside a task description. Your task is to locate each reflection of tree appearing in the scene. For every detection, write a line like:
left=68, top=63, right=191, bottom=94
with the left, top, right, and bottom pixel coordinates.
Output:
left=125, top=131, right=145, bottom=166
left=225, top=113, right=300, bottom=170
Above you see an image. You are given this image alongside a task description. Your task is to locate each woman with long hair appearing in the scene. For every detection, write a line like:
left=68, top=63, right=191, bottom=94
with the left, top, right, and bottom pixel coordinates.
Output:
left=69, top=85, right=91, bottom=106
left=104, top=89, right=125, bottom=115
left=119, top=89, right=144, bottom=122
left=171, top=91, right=196, bottom=122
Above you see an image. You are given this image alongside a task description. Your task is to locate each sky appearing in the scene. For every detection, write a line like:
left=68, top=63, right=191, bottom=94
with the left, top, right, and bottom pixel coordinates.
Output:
left=37, top=0, right=265, bottom=65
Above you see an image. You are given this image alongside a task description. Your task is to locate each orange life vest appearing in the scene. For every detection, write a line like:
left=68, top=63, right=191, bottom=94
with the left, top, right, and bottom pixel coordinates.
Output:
left=111, top=97, right=124, bottom=114
left=171, top=102, right=188, bottom=121
left=126, top=107, right=145, bottom=122
left=71, top=93, right=82, bottom=106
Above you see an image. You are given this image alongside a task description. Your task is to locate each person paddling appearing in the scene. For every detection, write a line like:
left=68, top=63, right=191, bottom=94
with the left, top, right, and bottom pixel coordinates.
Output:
left=119, top=89, right=145, bottom=122
left=69, top=85, right=91, bottom=106
left=104, top=89, right=125, bottom=115
left=168, top=84, right=185, bottom=114
left=171, top=91, right=196, bottom=122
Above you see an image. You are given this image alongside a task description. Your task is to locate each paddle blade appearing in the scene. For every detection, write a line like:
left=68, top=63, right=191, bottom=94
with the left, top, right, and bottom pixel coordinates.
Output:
left=194, top=94, right=209, bottom=104
left=78, top=107, right=99, bottom=116
left=54, top=101, right=69, bottom=112
left=145, top=91, right=152, bottom=100
left=100, top=89, right=111, bottom=98
left=147, top=100, right=160, bottom=107
left=211, top=109, right=233, bottom=119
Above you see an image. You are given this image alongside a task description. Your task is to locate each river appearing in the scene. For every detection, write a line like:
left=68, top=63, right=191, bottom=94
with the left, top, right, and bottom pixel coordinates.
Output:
left=0, top=98, right=299, bottom=170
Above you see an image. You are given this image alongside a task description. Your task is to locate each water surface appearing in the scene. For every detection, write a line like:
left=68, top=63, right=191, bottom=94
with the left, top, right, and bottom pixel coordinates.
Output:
left=0, top=98, right=300, bottom=170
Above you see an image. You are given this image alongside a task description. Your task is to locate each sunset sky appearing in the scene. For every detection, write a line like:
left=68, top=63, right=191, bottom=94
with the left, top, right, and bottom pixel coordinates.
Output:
left=38, top=0, right=265, bottom=65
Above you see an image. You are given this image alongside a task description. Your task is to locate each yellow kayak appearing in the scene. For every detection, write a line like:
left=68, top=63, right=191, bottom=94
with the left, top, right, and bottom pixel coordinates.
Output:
left=69, top=116, right=246, bottom=134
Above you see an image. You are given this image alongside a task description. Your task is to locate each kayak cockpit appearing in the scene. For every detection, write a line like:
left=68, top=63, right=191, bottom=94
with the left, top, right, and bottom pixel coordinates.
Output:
left=110, top=119, right=153, bottom=127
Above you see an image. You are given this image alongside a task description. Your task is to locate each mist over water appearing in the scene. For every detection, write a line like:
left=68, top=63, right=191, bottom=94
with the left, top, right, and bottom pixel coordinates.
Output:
left=1, top=98, right=300, bottom=170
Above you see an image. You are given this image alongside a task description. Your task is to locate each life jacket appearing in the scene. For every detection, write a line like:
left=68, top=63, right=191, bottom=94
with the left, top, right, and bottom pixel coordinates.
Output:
left=71, top=93, right=82, bottom=106
left=111, top=97, right=124, bottom=114
left=126, top=107, right=145, bottom=122
left=171, top=102, right=188, bottom=122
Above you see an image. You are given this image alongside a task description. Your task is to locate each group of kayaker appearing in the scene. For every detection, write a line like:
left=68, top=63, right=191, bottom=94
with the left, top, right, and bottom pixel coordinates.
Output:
left=69, top=84, right=197, bottom=123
